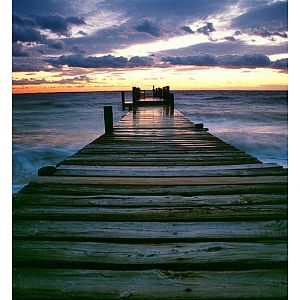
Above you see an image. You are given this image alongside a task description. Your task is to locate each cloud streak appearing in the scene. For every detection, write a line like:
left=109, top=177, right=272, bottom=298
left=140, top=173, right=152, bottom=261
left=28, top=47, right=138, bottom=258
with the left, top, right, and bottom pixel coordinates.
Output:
left=161, top=54, right=287, bottom=70
left=231, top=1, right=288, bottom=31
left=46, top=54, right=155, bottom=68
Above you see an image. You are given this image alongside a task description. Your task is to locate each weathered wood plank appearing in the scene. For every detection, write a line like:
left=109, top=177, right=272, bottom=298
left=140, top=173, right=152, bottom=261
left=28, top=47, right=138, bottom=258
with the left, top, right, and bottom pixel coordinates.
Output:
left=58, top=159, right=260, bottom=166
left=57, top=163, right=282, bottom=171
left=78, top=149, right=244, bottom=155
left=13, top=241, right=287, bottom=270
left=13, top=193, right=288, bottom=208
left=13, top=204, right=287, bottom=222
left=54, top=164, right=286, bottom=177
left=71, top=154, right=254, bottom=162
left=76, top=151, right=248, bottom=158
left=20, top=182, right=287, bottom=196
left=13, top=268, right=287, bottom=300
left=81, top=144, right=239, bottom=152
left=13, top=220, right=287, bottom=242
left=29, top=175, right=288, bottom=186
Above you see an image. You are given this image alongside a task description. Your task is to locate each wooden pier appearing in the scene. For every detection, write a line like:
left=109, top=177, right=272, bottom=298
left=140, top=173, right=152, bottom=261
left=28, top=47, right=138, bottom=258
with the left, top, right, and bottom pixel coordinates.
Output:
left=13, top=87, right=287, bottom=299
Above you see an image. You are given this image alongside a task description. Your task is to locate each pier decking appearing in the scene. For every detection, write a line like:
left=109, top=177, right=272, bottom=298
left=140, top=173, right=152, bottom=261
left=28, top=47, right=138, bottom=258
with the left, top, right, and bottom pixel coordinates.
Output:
left=13, top=89, right=287, bottom=299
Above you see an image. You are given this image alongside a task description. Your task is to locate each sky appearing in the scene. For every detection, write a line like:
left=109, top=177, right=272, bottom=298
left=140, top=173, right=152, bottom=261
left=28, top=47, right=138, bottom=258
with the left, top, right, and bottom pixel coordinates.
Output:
left=12, top=0, right=288, bottom=93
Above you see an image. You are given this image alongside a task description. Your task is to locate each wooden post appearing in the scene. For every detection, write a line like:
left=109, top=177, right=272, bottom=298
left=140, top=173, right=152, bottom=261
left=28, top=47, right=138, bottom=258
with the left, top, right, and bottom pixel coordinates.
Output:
left=165, top=86, right=170, bottom=101
left=38, top=166, right=57, bottom=176
left=132, top=87, right=137, bottom=114
left=121, top=91, right=125, bottom=111
left=132, top=87, right=137, bottom=104
left=157, top=88, right=162, bottom=99
left=169, top=93, right=174, bottom=115
left=104, top=106, right=113, bottom=134
left=195, top=123, right=204, bottom=129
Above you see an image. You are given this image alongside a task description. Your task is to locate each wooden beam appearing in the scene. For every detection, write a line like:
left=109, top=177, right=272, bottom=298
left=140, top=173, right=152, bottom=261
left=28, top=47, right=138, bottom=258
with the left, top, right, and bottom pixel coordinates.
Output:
left=103, top=106, right=113, bottom=134
left=13, top=268, right=287, bottom=300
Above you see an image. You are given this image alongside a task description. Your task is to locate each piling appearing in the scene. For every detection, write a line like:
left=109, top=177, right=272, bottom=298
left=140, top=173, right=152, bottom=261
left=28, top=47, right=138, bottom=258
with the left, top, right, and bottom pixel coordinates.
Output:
left=121, top=91, right=125, bottom=111
left=103, top=105, right=113, bottom=134
left=169, top=92, right=174, bottom=114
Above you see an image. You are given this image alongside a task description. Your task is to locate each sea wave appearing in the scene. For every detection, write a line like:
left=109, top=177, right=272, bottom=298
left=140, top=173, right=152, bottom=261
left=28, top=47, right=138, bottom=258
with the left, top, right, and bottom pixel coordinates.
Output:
left=13, top=90, right=288, bottom=192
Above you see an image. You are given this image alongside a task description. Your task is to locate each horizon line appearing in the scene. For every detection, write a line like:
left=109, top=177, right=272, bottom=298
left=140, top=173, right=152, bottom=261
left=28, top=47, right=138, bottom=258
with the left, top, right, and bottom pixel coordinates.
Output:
left=12, top=88, right=288, bottom=95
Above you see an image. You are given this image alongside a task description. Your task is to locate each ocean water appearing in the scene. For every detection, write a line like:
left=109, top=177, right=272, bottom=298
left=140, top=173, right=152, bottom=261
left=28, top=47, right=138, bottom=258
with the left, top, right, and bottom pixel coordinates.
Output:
left=13, top=90, right=288, bottom=193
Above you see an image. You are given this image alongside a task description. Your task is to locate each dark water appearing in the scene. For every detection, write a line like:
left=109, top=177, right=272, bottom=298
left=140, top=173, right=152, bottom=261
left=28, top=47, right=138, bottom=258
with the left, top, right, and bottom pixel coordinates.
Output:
left=13, top=90, right=288, bottom=193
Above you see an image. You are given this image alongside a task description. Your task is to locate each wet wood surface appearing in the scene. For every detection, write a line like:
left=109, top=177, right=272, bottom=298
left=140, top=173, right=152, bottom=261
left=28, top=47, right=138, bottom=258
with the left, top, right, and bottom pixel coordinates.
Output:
left=13, top=105, right=287, bottom=299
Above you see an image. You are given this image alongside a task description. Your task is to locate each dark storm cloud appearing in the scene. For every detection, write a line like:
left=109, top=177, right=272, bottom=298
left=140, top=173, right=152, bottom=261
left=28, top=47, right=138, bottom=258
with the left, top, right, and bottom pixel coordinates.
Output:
left=161, top=54, right=287, bottom=70
left=128, top=56, right=155, bottom=67
left=232, top=1, right=288, bottom=31
left=77, top=30, right=87, bottom=36
left=13, top=14, right=46, bottom=43
left=13, top=12, right=86, bottom=43
left=197, top=22, right=215, bottom=36
left=12, top=58, right=49, bottom=72
left=133, top=19, right=162, bottom=37
left=271, top=58, right=288, bottom=69
left=33, top=15, right=85, bottom=36
left=47, top=54, right=128, bottom=68
left=180, top=26, right=194, bottom=34
left=251, top=28, right=288, bottom=39
left=12, top=43, right=29, bottom=57
left=46, top=54, right=155, bottom=68
left=48, top=40, right=65, bottom=50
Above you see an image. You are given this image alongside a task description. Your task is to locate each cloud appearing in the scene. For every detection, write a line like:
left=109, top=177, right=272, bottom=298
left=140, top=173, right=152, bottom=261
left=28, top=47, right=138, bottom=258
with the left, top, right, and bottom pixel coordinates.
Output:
left=32, top=15, right=86, bottom=36
left=251, top=28, right=288, bottom=39
left=13, top=12, right=86, bottom=46
left=180, top=25, right=194, bottom=34
left=128, top=56, right=154, bottom=67
left=77, top=30, right=87, bottom=36
left=100, top=0, right=238, bottom=20
left=12, top=42, right=29, bottom=57
left=133, top=19, right=162, bottom=37
left=12, top=0, right=288, bottom=77
left=12, top=58, right=48, bottom=72
left=12, top=75, right=93, bottom=85
left=46, top=54, right=155, bottom=68
left=197, top=22, right=215, bottom=36
left=13, top=14, right=46, bottom=43
left=223, top=36, right=237, bottom=42
left=158, top=40, right=288, bottom=56
left=231, top=1, right=288, bottom=31
left=48, top=40, right=64, bottom=50
left=271, top=58, right=288, bottom=69
left=234, top=30, right=242, bottom=36
left=161, top=53, right=287, bottom=70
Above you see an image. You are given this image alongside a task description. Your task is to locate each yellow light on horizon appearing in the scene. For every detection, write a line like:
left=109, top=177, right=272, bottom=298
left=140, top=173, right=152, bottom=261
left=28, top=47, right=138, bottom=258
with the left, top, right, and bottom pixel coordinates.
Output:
left=12, top=65, right=287, bottom=94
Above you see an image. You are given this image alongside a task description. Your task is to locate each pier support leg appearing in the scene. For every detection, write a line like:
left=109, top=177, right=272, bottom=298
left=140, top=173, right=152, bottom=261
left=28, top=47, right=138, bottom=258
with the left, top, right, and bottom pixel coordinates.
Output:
left=121, top=91, right=125, bottom=111
left=169, top=93, right=174, bottom=115
left=104, top=106, right=113, bottom=134
left=132, top=87, right=138, bottom=114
